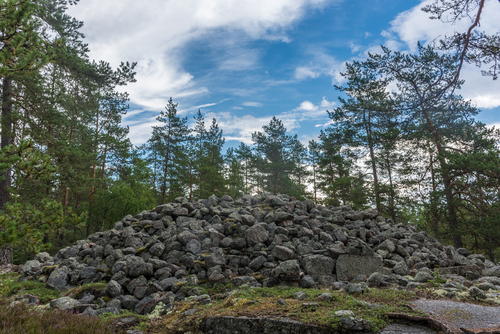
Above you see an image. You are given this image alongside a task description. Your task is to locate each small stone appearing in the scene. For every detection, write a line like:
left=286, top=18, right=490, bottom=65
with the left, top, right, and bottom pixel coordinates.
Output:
left=414, top=271, right=433, bottom=283
left=277, top=299, right=286, bottom=305
left=295, top=291, right=307, bottom=300
left=50, top=297, right=77, bottom=310
left=317, top=293, right=333, bottom=301
left=106, top=280, right=123, bottom=298
left=468, top=286, right=487, bottom=299
left=344, top=283, right=368, bottom=294
left=335, top=310, right=355, bottom=317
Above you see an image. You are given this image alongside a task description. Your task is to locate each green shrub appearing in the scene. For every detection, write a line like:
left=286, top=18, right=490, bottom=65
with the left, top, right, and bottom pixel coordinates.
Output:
left=0, top=301, right=123, bottom=334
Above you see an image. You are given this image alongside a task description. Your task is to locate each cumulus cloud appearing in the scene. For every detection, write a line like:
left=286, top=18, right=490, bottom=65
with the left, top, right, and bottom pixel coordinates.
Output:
left=320, top=96, right=335, bottom=109
left=67, top=0, right=331, bottom=112
left=295, top=100, right=319, bottom=111
left=294, top=66, right=320, bottom=80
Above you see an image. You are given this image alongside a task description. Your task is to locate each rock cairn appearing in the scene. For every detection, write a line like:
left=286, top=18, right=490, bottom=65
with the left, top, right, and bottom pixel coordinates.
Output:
left=20, top=193, right=500, bottom=315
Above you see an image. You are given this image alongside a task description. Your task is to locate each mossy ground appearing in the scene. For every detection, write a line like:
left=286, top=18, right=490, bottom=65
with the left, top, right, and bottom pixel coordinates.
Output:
left=150, top=286, right=426, bottom=333
left=3, top=270, right=499, bottom=334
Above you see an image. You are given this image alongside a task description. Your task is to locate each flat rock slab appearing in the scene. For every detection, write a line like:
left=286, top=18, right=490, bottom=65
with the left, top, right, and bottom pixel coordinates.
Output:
left=202, top=316, right=343, bottom=334
left=336, top=255, right=383, bottom=281
left=413, top=299, right=500, bottom=333
left=381, top=323, right=438, bottom=334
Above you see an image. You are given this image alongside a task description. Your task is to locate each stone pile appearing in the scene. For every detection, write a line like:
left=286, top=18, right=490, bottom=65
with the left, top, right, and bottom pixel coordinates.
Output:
left=19, top=193, right=500, bottom=315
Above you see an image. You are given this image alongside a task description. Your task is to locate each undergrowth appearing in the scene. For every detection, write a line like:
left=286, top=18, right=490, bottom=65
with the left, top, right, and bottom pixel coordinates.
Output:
left=0, top=301, right=123, bottom=334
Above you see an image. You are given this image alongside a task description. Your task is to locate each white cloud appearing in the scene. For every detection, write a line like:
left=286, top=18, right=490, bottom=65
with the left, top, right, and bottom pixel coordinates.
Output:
left=295, top=100, right=319, bottom=111
left=349, top=42, right=361, bottom=53
left=67, top=0, right=331, bottom=112
left=242, top=102, right=263, bottom=107
left=320, top=96, right=335, bottom=109
left=294, top=66, right=320, bottom=80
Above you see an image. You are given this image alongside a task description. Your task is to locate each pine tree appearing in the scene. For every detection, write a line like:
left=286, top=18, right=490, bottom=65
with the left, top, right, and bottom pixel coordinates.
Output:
left=151, top=98, right=189, bottom=203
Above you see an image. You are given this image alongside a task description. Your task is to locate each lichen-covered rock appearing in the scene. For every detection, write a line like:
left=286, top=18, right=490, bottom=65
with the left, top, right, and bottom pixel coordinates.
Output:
left=50, top=297, right=77, bottom=310
left=303, top=255, right=335, bottom=277
left=245, top=224, right=269, bottom=246
left=46, top=267, right=69, bottom=291
left=336, top=255, right=383, bottom=281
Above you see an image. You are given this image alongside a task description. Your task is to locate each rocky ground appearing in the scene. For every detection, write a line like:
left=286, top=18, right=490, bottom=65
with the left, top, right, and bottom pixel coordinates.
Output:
left=5, top=193, right=500, bottom=333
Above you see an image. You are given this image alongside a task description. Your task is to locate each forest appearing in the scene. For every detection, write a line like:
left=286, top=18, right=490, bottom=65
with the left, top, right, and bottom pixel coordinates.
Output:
left=1, top=0, right=500, bottom=265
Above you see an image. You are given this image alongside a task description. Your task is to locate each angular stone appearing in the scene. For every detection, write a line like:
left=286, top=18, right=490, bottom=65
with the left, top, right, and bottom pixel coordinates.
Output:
left=393, top=261, right=409, bottom=276
left=46, top=267, right=69, bottom=291
left=149, top=242, right=165, bottom=257
left=303, top=255, right=335, bottom=277
left=50, top=297, right=77, bottom=310
left=106, top=280, right=123, bottom=298
left=279, top=259, right=301, bottom=276
left=271, top=245, right=295, bottom=261
left=178, top=231, right=200, bottom=246
left=484, top=266, right=500, bottom=277
left=240, top=215, right=256, bottom=226
left=245, top=224, right=269, bottom=246
left=186, top=239, right=202, bottom=254
left=248, top=255, right=267, bottom=271
left=205, top=248, right=226, bottom=269
left=336, top=255, right=383, bottom=282
left=22, top=260, right=41, bottom=275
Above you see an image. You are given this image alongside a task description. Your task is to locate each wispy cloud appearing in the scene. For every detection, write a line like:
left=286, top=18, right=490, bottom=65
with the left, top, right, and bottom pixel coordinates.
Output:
left=242, top=102, right=264, bottom=107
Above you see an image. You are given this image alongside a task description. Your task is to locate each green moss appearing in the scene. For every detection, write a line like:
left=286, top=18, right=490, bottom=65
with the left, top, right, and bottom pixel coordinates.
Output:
left=43, top=265, right=58, bottom=274
left=0, top=275, right=60, bottom=304
left=136, top=247, right=147, bottom=253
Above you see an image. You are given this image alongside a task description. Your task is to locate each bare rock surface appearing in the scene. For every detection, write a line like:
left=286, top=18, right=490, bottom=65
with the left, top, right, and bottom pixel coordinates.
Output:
left=381, top=323, right=438, bottom=334
left=412, top=299, right=500, bottom=332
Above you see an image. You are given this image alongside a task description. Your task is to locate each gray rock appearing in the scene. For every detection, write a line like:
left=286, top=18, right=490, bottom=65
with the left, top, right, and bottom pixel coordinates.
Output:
left=46, top=267, right=69, bottom=291
left=186, top=239, right=202, bottom=254
left=414, top=271, right=433, bottom=283
left=106, top=280, right=123, bottom=298
left=344, top=282, right=368, bottom=294
left=50, top=297, right=77, bottom=310
left=279, top=260, right=301, bottom=276
left=245, top=224, right=269, bottom=247
left=22, top=260, right=41, bottom=275
left=339, top=316, right=368, bottom=331
left=248, top=255, right=267, bottom=271
left=149, top=242, right=165, bottom=257
left=335, top=310, right=355, bottom=317
left=303, top=255, right=335, bottom=277
left=271, top=245, right=295, bottom=261
left=484, top=266, right=500, bottom=277
left=119, top=295, right=140, bottom=310
left=393, top=261, right=409, bottom=276
left=240, top=215, right=256, bottom=226
left=469, top=286, right=487, bottom=299
left=336, top=255, right=383, bottom=281
left=205, top=248, right=226, bottom=269
left=295, top=291, right=307, bottom=300
left=127, top=256, right=153, bottom=277
left=35, top=252, right=52, bottom=263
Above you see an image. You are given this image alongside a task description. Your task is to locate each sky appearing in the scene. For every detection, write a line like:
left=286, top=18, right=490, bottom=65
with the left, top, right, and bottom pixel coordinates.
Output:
left=67, top=0, right=500, bottom=148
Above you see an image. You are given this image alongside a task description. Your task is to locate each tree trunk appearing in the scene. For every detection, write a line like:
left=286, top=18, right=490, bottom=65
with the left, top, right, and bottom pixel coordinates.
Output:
left=0, top=77, right=13, bottom=209
left=364, top=111, right=381, bottom=212
left=422, top=109, right=463, bottom=248
left=0, top=247, right=12, bottom=266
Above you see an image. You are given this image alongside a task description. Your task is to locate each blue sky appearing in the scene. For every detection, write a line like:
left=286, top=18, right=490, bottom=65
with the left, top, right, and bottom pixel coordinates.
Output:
left=68, top=0, right=500, bottom=148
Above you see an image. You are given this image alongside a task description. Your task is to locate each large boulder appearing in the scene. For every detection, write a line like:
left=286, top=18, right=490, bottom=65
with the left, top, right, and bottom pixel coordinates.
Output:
left=336, top=255, right=383, bottom=281
left=22, top=260, right=41, bottom=276
left=245, top=224, right=269, bottom=246
left=46, top=267, right=69, bottom=291
left=303, top=255, right=335, bottom=277
left=271, top=246, right=295, bottom=261
left=50, top=297, right=77, bottom=310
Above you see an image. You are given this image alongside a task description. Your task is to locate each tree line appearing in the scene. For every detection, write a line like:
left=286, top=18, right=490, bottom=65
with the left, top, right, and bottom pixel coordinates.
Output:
left=1, top=0, right=499, bottom=264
